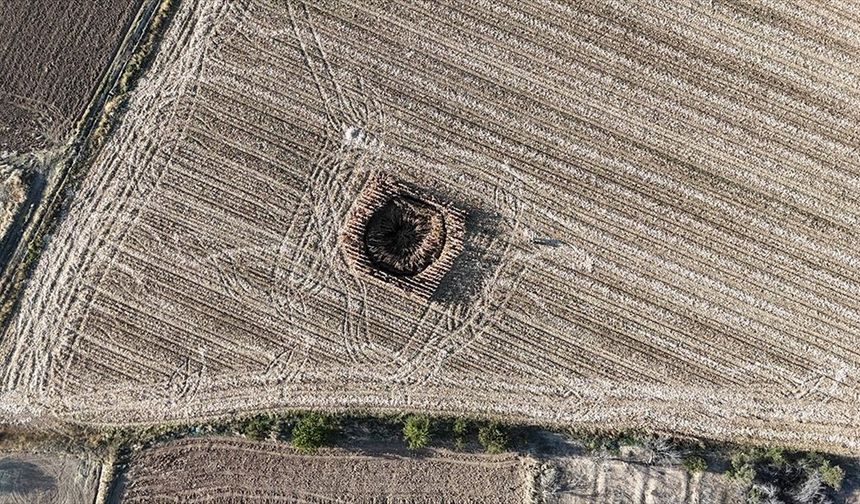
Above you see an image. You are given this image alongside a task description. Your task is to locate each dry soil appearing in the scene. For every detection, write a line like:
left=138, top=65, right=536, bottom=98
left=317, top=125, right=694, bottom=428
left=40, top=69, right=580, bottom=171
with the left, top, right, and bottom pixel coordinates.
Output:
left=0, top=0, right=140, bottom=153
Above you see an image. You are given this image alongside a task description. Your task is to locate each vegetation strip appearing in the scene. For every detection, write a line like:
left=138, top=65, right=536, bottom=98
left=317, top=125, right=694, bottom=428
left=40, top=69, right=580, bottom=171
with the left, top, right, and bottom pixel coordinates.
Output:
left=2, top=413, right=849, bottom=503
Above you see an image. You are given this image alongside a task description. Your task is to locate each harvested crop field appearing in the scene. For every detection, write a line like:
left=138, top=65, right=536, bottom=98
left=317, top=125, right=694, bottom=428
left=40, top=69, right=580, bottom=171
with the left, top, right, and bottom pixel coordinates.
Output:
left=115, top=437, right=530, bottom=503
left=0, top=0, right=140, bottom=152
left=3, top=0, right=860, bottom=454
left=0, top=451, right=101, bottom=503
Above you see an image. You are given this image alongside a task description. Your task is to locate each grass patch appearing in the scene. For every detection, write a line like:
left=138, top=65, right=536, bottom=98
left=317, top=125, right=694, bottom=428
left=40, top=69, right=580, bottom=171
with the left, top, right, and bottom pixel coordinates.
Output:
left=402, top=415, right=431, bottom=450
left=291, top=413, right=337, bottom=453
left=477, top=422, right=508, bottom=454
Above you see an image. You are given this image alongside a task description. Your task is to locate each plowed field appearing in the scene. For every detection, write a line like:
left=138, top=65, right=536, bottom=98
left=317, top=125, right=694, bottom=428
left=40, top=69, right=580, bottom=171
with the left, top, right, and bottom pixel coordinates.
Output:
left=116, top=437, right=530, bottom=503
left=0, top=0, right=140, bottom=152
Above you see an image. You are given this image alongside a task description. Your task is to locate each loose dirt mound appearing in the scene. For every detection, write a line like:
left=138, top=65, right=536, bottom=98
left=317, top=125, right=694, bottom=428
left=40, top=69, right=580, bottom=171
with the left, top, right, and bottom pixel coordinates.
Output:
left=117, top=437, right=529, bottom=503
left=0, top=0, right=139, bottom=152
left=3, top=0, right=860, bottom=454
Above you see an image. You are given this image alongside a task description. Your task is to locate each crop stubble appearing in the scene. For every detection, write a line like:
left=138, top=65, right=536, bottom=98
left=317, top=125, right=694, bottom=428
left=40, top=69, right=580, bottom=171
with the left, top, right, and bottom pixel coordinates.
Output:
left=2, top=0, right=860, bottom=453
left=116, top=437, right=529, bottom=503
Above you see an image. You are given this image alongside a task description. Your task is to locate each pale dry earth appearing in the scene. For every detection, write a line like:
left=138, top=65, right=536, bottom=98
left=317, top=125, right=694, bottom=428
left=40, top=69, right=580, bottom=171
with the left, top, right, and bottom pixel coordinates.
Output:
left=116, top=436, right=530, bottom=503
left=539, top=456, right=744, bottom=504
left=2, top=0, right=860, bottom=454
left=0, top=166, right=26, bottom=240
left=0, top=451, right=101, bottom=504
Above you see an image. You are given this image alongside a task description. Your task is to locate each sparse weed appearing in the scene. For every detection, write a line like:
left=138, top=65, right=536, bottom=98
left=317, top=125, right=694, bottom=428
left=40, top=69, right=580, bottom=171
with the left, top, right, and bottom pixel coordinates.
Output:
left=478, top=422, right=508, bottom=454
left=403, top=415, right=431, bottom=450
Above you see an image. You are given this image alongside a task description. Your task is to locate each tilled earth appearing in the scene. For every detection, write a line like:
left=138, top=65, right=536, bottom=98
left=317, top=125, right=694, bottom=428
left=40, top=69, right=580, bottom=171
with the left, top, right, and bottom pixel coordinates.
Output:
left=0, top=0, right=139, bottom=152
left=117, top=437, right=531, bottom=503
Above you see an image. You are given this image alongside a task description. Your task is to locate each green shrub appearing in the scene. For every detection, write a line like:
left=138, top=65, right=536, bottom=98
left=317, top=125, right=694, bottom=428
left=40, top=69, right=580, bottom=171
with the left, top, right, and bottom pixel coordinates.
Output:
left=291, top=413, right=335, bottom=453
left=683, top=455, right=707, bottom=475
left=452, top=418, right=468, bottom=450
left=816, top=459, right=844, bottom=490
left=478, top=422, right=508, bottom=454
left=727, top=450, right=757, bottom=483
left=403, top=415, right=431, bottom=450
left=762, top=447, right=786, bottom=465
left=727, top=449, right=843, bottom=504
left=239, top=414, right=275, bottom=441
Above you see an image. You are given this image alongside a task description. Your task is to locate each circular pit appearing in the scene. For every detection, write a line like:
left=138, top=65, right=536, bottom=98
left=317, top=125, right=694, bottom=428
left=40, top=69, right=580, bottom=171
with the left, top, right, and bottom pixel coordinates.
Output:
left=363, top=195, right=446, bottom=277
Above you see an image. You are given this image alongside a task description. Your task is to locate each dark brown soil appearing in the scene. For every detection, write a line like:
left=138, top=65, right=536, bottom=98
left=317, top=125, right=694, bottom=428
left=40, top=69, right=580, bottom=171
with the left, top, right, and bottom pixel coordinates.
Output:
left=117, top=437, right=527, bottom=504
left=0, top=0, right=140, bottom=152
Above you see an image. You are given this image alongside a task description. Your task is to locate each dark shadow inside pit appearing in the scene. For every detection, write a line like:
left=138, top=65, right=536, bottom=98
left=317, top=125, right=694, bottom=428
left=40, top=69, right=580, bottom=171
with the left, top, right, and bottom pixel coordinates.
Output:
left=432, top=208, right=504, bottom=303
left=363, top=195, right=446, bottom=277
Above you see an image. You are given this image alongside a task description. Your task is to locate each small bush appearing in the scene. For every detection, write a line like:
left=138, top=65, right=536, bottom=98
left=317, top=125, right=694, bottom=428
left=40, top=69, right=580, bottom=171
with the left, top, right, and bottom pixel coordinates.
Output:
left=816, top=460, right=844, bottom=490
left=728, top=448, right=843, bottom=504
left=239, top=414, right=275, bottom=441
left=762, top=447, right=786, bottom=466
left=403, top=415, right=431, bottom=450
left=478, top=422, right=508, bottom=454
left=728, top=461, right=757, bottom=484
left=727, top=450, right=758, bottom=483
left=683, top=455, right=708, bottom=475
left=799, top=454, right=843, bottom=491
left=452, top=418, right=468, bottom=450
left=291, top=413, right=335, bottom=453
